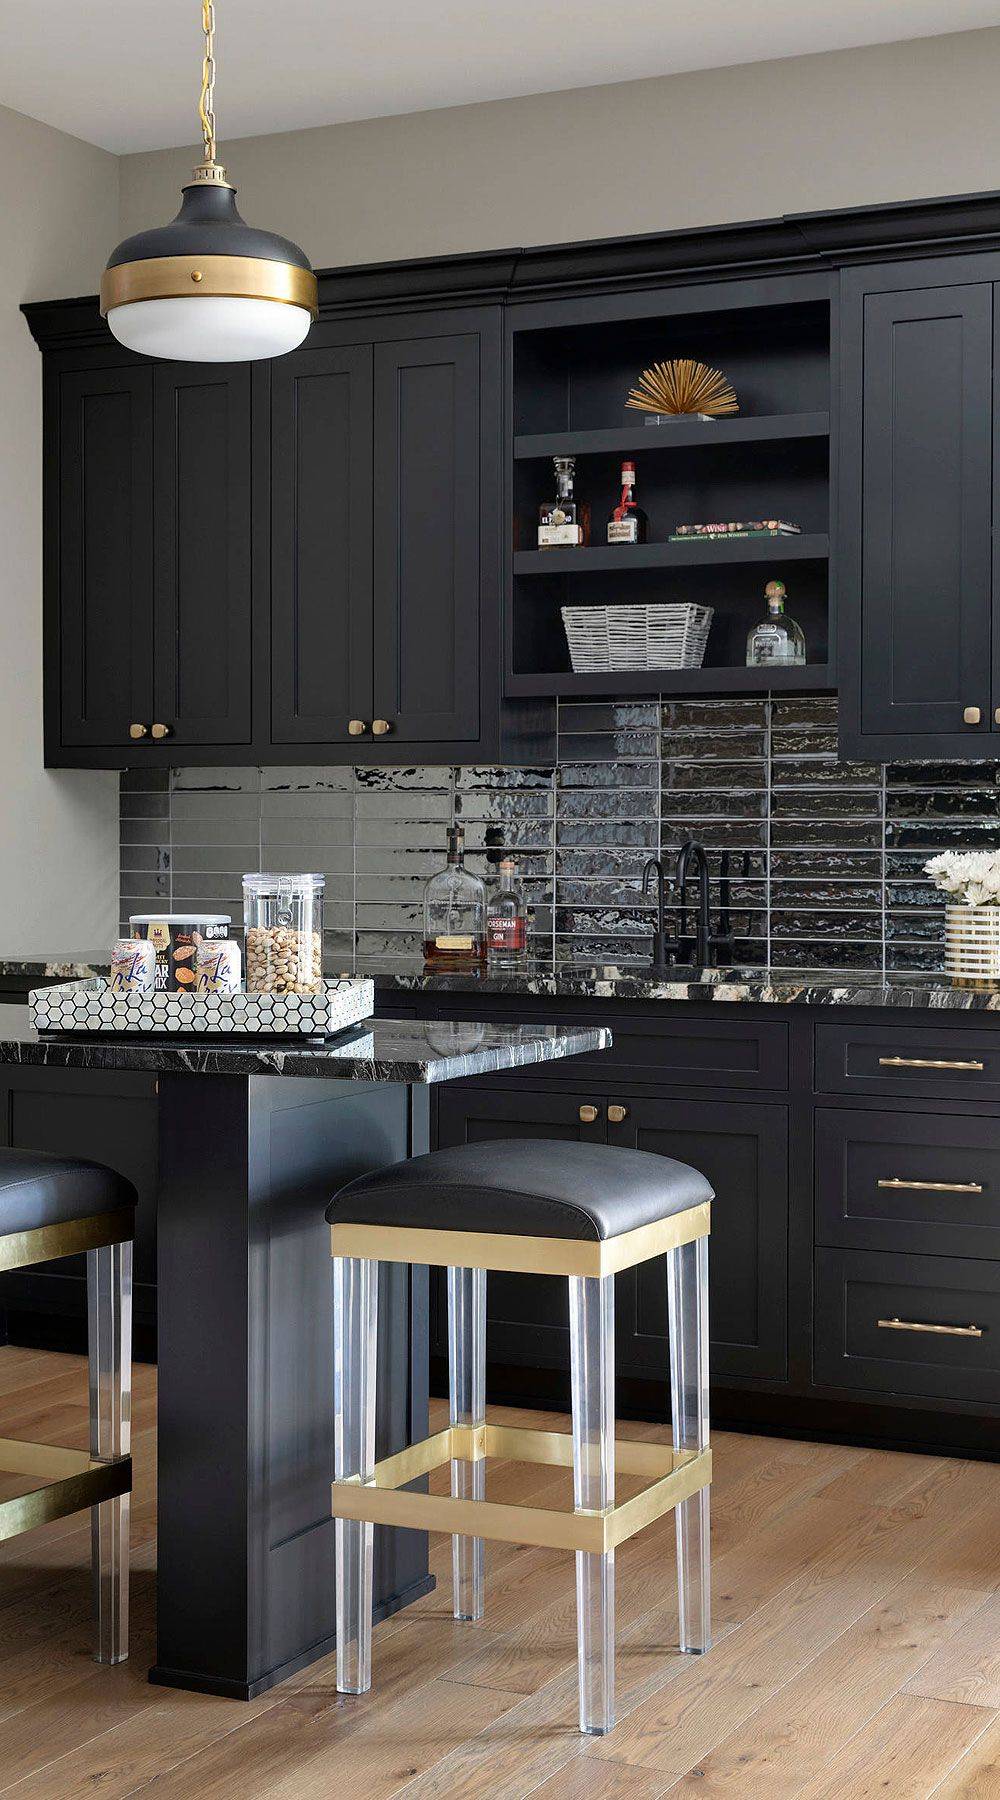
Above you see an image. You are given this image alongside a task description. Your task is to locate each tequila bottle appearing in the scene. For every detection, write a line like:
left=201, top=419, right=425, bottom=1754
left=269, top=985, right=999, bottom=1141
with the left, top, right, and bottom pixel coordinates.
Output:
left=746, top=580, right=805, bottom=667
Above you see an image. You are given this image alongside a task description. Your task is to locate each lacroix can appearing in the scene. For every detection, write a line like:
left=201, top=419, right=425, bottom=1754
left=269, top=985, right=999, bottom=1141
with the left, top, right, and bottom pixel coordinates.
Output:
left=195, top=938, right=242, bottom=994
left=109, top=938, right=156, bottom=996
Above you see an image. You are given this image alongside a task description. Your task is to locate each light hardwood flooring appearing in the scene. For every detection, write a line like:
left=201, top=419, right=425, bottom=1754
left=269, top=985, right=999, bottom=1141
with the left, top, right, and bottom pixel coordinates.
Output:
left=0, top=1345, right=997, bottom=1797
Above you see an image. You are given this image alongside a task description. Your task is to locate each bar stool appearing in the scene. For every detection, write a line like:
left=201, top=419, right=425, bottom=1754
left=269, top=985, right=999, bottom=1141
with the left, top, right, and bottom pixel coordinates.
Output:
left=0, top=1148, right=134, bottom=1663
left=328, top=1138, right=712, bottom=1736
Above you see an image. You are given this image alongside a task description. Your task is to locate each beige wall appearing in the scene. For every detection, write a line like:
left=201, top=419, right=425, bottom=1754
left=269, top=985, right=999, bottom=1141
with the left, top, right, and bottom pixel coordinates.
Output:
left=1, top=103, right=119, bottom=954
left=120, top=28, right=1000, bottom=269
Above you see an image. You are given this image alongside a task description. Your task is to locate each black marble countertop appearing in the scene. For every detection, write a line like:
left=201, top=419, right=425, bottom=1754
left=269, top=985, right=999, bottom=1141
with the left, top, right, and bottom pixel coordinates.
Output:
left=0, top=956, right=104, bottom=978
left=367, top=961, right=1000, bottom=1010
left=0, top=1004, right=610, bottom=1084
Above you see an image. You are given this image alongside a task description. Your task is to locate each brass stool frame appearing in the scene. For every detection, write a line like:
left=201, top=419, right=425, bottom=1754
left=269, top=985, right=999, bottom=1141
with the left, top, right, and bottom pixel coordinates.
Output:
left=0, top=1206, right=133, bottom=1662
left=331, top=1197, right=711, bottom=1735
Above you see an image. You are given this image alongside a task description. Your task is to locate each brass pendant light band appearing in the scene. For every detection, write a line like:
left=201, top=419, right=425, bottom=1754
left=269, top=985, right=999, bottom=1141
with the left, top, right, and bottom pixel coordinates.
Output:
left=101, top=253, right=318, bottom=317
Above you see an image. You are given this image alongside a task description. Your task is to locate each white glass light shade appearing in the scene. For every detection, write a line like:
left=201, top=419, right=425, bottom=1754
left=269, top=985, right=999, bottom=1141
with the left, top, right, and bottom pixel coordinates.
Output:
left=106, top=294, right=312, bottom=363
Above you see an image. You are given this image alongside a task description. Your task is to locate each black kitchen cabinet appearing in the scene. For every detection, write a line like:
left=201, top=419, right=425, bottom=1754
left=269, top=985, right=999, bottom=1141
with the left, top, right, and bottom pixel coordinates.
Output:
left=271, top=311, right=500, bottom=758
left=50, top=356, right=253, bottom=759
left=0, top=1065, right=158, bottom=1350
left=430, top=1081, right=788, bottom=1390
left=838, top=256, right=1000, bottom=760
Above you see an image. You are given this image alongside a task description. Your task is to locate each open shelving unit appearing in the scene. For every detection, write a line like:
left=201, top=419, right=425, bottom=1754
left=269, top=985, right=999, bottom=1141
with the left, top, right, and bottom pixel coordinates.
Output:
left=506, top=278, right=836, bottom=699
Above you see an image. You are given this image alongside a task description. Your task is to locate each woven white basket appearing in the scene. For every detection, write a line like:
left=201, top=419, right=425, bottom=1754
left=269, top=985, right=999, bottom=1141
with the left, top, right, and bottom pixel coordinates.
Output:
left=561, top=603, right=713, bottom=673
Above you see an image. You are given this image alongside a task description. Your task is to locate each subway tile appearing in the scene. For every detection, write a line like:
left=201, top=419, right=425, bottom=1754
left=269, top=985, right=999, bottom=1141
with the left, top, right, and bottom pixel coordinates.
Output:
left=661, top=729, right=767, bottom=760
left=661, top=820, right=767, bottom=851
left=557, top=761, right=659, bottom=790
left=121, top=768, right=170, bottom=794
left=456, top=766, right=553, bottom=791
left=119, top=844, right=171, bottom=874
left=771, top=758, right=880, bottom=786
left=259, top=791, right=353, bottom=823
left=770, top=819, right=882, bottom=848
left=171, top=768, right=261, bottom=793
left=770, top=879, right=882, bottom=909
left=261, top=767, right=354, bottom=793
left=662, top=762, right=766, bottom=793
left=885, top=789, right=1000, bottom=819
left=662, top=793, right=767, bottom=820
left=771, top=727, right=838, bottom=756
left=886, top=761, right=1000, bottom=788
left=355, top=765, right=451, bottom=791
left=771, top=789, right=880, bottom=819
left=355, top=790, right=453, bottom=821
left=455, top=790, right=553, bottom=820
left=769, top=849, right=883, bottom=880
left=663, top=700, right=767, bottom=731
left=559, top=789, right=658, bottom=821
left=770, top=940, right=882, bottom=970
left=119, top=792, right=170, bottom=820
left=169, top=845, right=259, bottom=877
left=885, top=819, right=1000, bottom=849
left=120, top=873, right=170, bottom=901
left=771, top=909, right=881, bottom=940
left=885, top=912, right=946, bottom=942
left=556, top=819, right=658, bottom=849
left=558, top=703, right=659, bottom=732
left=171, top=791, right=260, bottom=823
left=771, top=698, right=838, bottom=728
left=555, top=731, right=658, bottom=760
left=168, top=818, right=260, bottom=848
left=886, top=942, right=947, bottom=973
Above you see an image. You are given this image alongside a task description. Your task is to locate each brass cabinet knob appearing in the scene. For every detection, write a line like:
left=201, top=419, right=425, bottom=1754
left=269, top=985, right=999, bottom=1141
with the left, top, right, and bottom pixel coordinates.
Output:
left=607, top=1104, right=629, bottom=1124
left=150, top=722, right=172, bottom=740
left=578, top=1104, right=599, bottom=1124
left=372, top=719, right=393, bottom=737
left=994, top=707, right=1000, bottom=727
left=128, top=722, right=149, bottom=740
left=348, top=720, right=368, bottom=736
left=964, top=706, right=982, bottom=725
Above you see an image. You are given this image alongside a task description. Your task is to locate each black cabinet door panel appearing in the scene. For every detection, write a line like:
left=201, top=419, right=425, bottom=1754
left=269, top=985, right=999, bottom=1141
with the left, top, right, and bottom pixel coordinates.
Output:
left=816, top=1020, right=1000, bottom=1103
left=615, top=1096, right=788, bottom=1382
left=859, top=283, right=992, bottom=740
left=271, top=345, right=374, bottom=744
left=816, top=1106, right=1000, bottom=1260
left=58, top=366, right=153, bottom=747
left=373, top=335, right=481, bottom=743
left=153, top=365, right=252, bottom=745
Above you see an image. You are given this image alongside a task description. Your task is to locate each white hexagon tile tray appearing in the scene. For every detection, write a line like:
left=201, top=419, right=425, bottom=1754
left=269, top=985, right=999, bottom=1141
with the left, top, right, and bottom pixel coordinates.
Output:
left=30, top=977, right=375, bottom=1038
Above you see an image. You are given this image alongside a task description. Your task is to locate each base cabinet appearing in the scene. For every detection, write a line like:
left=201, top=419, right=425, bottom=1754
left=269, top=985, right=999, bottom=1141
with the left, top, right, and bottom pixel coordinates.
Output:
left=430, top=1081, right=788, bottom=1389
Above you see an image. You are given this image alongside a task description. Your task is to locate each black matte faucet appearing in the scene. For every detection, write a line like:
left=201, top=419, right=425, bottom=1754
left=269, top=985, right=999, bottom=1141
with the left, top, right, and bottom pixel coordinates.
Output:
left=675, top=838, right=713, bottom=967
left=642, top=858, right=673, bottom=973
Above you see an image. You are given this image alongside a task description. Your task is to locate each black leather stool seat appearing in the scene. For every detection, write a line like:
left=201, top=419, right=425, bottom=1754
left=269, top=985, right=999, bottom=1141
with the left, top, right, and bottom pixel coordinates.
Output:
left=0, top=1148, right=137, bottom=1237
left=327, top=1139, right=713, bottom=1242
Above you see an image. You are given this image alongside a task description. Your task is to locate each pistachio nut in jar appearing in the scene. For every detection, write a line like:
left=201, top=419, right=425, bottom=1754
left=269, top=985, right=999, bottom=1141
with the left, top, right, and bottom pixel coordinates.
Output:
left=242, top=874, right=324, bottom=993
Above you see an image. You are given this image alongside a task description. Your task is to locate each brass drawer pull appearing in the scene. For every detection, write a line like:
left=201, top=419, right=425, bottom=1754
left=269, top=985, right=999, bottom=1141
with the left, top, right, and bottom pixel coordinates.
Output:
left=877, top=1316, right=983, bottom=1339
left=578, top=1105, right=599, bottom=1124
left=878, top=1056, right=984, bottom=1072
left=877, top=1177, right=984, bottom=1194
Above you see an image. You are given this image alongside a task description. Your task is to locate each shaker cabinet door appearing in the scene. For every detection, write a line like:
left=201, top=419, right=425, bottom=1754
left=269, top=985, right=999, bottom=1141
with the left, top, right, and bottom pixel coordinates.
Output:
left=57, top=364, right=154, bottom=748
left=839, top=270, right=994, bottom=757
left=152, top=364, right=253, bottom=746
left=372, top=334, right=482, bottom=744
left=270, top=344, right=374, bottom=744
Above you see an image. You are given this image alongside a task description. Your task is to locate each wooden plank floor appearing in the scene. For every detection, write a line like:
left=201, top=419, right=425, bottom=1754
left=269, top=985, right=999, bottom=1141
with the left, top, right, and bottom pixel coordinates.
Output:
left=0, top=1346, right=997, bottom=1798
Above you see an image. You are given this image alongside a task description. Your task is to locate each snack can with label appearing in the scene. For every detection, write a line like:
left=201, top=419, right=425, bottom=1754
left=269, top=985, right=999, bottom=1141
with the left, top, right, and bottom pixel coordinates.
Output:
left=195, top=938, right=243, bottom=994
left=109, top=938, right=156, bottom=996
left=129, top=913, right=231, bottom=992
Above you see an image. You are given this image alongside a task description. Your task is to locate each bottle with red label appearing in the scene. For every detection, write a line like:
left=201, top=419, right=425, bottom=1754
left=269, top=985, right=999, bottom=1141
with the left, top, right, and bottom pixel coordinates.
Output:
left=607, top=460, right=649, bottom=544
left=486, top=858, right=529, bottom=968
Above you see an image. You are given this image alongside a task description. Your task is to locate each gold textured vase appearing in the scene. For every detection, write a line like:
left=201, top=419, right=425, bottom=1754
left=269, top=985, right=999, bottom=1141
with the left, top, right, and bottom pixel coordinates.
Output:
left=944, top=904, right=1000, bottom=988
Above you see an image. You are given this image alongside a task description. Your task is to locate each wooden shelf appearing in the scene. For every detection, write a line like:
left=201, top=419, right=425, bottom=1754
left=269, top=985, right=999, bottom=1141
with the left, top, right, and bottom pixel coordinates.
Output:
left=513, top=412, right=830, bottom=460
left=506, top=664, right=835, bottom=699
left=513, top=534, right=829, bottom=575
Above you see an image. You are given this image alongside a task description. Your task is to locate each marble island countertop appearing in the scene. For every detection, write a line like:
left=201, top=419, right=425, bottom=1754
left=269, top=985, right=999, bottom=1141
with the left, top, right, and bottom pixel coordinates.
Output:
left=0, top=1003, right=610, bottom=1083
left=370, top=961, right=1000, bottom=1010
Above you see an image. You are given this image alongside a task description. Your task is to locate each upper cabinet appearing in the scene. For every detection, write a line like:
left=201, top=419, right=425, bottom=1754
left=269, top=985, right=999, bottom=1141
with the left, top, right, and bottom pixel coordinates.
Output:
left=50, top=357, right=253, bottom=760
left=271, top=311, right=499, bottom=758
left=838, top=256, right=1000, bottom=760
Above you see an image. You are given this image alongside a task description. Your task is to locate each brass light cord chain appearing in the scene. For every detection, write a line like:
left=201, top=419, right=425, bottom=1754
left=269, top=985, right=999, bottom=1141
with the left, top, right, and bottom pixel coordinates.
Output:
left=199, top=0, right=217, bottom=166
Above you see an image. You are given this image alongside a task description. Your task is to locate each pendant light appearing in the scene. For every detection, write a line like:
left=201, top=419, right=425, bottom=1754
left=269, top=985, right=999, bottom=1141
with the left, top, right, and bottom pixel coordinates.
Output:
left=101, top=2, right=317, bottom=362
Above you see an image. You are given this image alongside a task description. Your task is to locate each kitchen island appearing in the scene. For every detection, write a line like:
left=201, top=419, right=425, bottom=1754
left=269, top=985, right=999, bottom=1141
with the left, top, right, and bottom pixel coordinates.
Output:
left=0, top=1003, right=610, bottom=1699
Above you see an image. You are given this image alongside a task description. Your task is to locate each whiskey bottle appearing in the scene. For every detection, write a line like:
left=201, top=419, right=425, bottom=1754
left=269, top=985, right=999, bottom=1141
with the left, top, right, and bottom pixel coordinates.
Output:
left=746, top=579, right=806, bottom=667
left=607, top=460, right=648, bottom=544
left=486, top=858, right=528, bottom=969
left=538, top=456, right=590, bottom=548
left=422, top=825, right=486, bottom=969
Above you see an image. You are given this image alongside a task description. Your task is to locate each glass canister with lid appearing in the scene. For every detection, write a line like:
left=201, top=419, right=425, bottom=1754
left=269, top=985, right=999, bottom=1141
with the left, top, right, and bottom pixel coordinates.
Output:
left=242, top=874, right=325, bottom=993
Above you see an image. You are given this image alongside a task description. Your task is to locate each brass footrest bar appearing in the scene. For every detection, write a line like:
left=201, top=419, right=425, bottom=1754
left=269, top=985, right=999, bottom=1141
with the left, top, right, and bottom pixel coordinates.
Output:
left=331, top=1423, right=711, bottom=1555
left=0, top=1438, right=131, bottom=1543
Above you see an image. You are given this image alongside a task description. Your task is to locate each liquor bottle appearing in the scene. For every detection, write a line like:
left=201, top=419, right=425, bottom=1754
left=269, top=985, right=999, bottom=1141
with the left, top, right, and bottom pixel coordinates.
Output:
left=422, top=825, right=486, bottom=969
left=538, top=456, right=590, bottom=548
left=486, top=858, right=529, bottom=968
left=607, top=460, right=648, bottom=544
left=745, top=579, right=806, bottom=667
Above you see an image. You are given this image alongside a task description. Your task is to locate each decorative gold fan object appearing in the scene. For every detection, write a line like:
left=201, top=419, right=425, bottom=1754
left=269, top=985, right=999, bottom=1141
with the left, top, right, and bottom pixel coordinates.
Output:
left=626, top=359, right=739, bottom=418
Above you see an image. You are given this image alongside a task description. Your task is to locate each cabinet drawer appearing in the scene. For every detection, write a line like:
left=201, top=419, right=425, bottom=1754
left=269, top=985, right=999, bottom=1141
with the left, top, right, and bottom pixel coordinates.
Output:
left=816, top=1021, right=1000, bottom=1103
left=815, top=1107, right=1000, bottom=1259
left=815, top=1247, right=1000, bottom=1405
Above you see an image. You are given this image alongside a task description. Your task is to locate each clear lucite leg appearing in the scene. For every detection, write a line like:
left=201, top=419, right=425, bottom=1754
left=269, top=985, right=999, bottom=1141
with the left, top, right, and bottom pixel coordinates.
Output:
left=569, top=1272, right=615, bottom=1736
left=333, top=1255, right=378, bottom=1694
left=667, top=1233, right=711, bottom=1655
left=447, top=1265, right=486, bottom=1622
left=87, top=1239, right=132, bottom=1665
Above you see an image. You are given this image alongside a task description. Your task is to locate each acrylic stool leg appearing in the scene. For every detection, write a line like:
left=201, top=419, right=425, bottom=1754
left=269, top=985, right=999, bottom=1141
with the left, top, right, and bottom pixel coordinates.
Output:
left=88, top=1239, right=132, bottom=1664
left=569, top=1272, right=615, bottom=1735
left=447, top=1265, right=486, bottom=1621
left=334, top=1255, right=378, bottom=1694
left=667, top=1234, right=711, bottom=1655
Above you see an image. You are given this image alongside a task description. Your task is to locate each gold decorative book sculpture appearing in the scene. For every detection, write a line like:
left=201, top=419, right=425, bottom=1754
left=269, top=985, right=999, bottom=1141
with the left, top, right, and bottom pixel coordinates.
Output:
left=626, top=359, right=739, bottom=420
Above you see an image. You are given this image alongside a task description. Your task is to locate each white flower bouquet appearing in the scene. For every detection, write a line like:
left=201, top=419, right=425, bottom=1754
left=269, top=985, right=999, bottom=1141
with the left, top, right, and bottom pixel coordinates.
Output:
left=925, top=850, right=1000, bottom=907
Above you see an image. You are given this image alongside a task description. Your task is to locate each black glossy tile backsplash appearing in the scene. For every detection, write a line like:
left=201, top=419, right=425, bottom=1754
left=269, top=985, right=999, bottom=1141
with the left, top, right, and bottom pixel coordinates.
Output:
left=118, top=697, right=999, bottom=975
